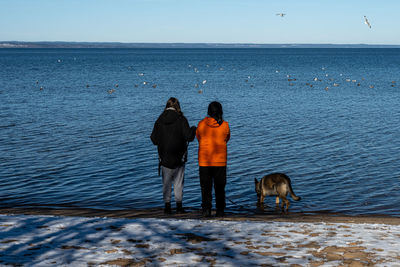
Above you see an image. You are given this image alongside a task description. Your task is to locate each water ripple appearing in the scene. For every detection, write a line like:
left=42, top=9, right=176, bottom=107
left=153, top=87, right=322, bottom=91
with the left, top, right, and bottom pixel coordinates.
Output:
left=1, top=48, right=400, bottom=215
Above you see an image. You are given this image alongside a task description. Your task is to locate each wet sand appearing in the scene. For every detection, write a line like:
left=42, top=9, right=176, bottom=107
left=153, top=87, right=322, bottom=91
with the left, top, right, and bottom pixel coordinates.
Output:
left=1, top=207, right=399, bottom=225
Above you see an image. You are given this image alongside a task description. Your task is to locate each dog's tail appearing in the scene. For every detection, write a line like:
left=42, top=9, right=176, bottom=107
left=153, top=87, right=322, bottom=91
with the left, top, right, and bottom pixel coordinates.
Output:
left=284, top=174, right=301, bottom=201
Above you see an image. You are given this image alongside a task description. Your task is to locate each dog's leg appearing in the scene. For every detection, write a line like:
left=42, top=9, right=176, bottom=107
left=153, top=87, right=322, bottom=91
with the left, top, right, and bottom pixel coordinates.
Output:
left=274, top=196, right=280, bottom=210
left=278, top=196, right=284, bottom=213
left=256, top=200, right=264, bottom=211
left=259, top=195, right=265, bottom=210
left=285, top=199, right=290, bottom=214
left=280, top=197, right=290, bottom=214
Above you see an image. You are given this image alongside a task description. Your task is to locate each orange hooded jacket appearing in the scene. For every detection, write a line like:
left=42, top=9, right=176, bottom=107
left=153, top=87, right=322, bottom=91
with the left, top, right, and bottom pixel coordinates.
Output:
left=196, top=117, right=230, bottom=167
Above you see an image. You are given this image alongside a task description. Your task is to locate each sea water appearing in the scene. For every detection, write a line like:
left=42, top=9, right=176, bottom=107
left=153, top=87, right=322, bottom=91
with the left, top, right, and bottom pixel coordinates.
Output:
left=1, top=48, right=399, bottom=216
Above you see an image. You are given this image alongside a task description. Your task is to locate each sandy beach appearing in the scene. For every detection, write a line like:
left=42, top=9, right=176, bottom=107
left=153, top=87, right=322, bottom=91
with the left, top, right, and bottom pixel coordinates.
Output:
left=2, top=207, right=400, bottom=225
left=1, top=207, right=400, bottom=266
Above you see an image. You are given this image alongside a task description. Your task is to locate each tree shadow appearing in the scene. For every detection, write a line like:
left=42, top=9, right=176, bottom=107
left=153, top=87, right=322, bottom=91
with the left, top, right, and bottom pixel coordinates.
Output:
left=0, top=212, right=271, bottom=266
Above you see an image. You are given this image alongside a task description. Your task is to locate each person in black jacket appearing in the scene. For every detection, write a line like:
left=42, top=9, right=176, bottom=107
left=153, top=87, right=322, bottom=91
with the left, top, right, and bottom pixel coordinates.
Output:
left=151, top=97, right=196, bottom=214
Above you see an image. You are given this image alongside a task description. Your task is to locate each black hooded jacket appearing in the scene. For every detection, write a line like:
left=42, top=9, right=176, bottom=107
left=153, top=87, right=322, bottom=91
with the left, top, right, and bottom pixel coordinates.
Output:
left=151, top=110, right=196, bottom=169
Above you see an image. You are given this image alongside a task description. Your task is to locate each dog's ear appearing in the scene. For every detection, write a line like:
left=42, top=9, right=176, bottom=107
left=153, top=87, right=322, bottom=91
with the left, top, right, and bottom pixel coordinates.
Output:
left=254, top=178, right=258, bottom=184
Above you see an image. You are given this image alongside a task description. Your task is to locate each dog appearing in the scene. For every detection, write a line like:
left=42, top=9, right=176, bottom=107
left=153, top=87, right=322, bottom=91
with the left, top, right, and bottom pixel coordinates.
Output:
left=254, top=173, right=301, bottom=213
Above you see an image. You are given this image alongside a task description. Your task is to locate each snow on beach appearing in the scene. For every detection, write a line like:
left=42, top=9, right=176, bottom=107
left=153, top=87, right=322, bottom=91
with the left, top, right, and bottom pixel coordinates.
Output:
left=1, top=214, right=400, bottom=266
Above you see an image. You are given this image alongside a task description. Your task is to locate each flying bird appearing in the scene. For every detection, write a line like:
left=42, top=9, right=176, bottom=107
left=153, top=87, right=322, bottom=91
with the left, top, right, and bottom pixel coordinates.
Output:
left=276, top=13, right=286, bottom=17
left=364, top=16, right=372, bottom=28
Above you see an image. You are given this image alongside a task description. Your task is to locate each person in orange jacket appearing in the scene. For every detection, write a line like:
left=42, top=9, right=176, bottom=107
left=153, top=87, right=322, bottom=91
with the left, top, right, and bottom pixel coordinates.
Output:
left=196, top=101, right=230, bottom=217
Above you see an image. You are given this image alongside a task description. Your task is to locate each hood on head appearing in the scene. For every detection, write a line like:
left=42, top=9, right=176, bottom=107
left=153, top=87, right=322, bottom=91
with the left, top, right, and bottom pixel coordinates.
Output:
left=159, top=110, right=180, bottom=125
left=205, top=117, right=222, bottom=128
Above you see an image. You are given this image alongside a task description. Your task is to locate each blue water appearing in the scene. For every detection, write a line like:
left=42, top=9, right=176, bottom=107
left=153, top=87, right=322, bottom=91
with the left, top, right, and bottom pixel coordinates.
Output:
left=1, top=48, right=400, bottom=216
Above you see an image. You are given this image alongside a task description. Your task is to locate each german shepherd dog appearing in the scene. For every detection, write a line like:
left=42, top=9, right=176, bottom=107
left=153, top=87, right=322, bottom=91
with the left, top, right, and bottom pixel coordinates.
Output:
left=254, top=173, right=301, bottom=213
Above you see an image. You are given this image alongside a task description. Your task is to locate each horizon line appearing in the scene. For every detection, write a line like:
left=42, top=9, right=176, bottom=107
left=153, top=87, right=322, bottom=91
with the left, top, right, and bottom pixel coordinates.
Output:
left=1, top=41, right=400, bottom=49
left=1, top=40, right=400, bottom=45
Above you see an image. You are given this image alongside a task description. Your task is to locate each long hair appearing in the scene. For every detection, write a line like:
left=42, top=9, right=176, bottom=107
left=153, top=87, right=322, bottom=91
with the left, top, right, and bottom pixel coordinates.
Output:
left=165, top=97, right=183, bottom=115
left=208, top=101, right=223, bottom=125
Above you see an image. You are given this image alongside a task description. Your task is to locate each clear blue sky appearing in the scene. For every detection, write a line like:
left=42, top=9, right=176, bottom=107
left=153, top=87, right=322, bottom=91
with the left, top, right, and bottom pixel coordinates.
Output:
left=1, top=0, right=399, bottom=44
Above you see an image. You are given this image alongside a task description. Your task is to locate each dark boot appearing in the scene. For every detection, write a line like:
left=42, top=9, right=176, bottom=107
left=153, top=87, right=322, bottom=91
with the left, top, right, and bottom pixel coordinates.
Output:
left=176, top=202, right=186, bottom=214
left=164, top=202, right=171, bottom=214
left=216, top=210, right=225, bottom=217
left=202, top=208, right=212, bottom=218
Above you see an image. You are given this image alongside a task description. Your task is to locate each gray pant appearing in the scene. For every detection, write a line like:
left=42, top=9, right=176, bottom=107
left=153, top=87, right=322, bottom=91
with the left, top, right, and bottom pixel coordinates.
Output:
left=161, top=165, right=185, bottom=203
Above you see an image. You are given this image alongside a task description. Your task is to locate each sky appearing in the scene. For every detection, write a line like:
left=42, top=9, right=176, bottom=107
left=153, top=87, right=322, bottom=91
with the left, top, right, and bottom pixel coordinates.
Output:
left=1, top=0, right=400, bottom=44
left=1, top=214, right=400, bottom=266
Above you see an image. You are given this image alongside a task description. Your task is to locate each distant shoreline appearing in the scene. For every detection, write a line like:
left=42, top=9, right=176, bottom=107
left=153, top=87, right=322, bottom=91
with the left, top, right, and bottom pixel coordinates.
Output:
left=1, top=41, right=400, bottom=49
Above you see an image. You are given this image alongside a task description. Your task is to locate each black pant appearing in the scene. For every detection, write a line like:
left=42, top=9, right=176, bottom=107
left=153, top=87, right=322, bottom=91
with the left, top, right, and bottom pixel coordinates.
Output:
left=199, top=166, right=226, bottom=212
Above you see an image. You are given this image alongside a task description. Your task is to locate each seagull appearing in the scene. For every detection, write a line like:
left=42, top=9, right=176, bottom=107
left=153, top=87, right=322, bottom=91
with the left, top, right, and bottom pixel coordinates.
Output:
left=364, top=16, right=371, bottom=28
left=276, top=13, right=286, bottom=17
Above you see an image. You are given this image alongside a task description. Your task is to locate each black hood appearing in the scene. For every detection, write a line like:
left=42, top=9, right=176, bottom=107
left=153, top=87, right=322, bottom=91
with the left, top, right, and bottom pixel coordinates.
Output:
left=158, top=110, right=180, bottom=125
